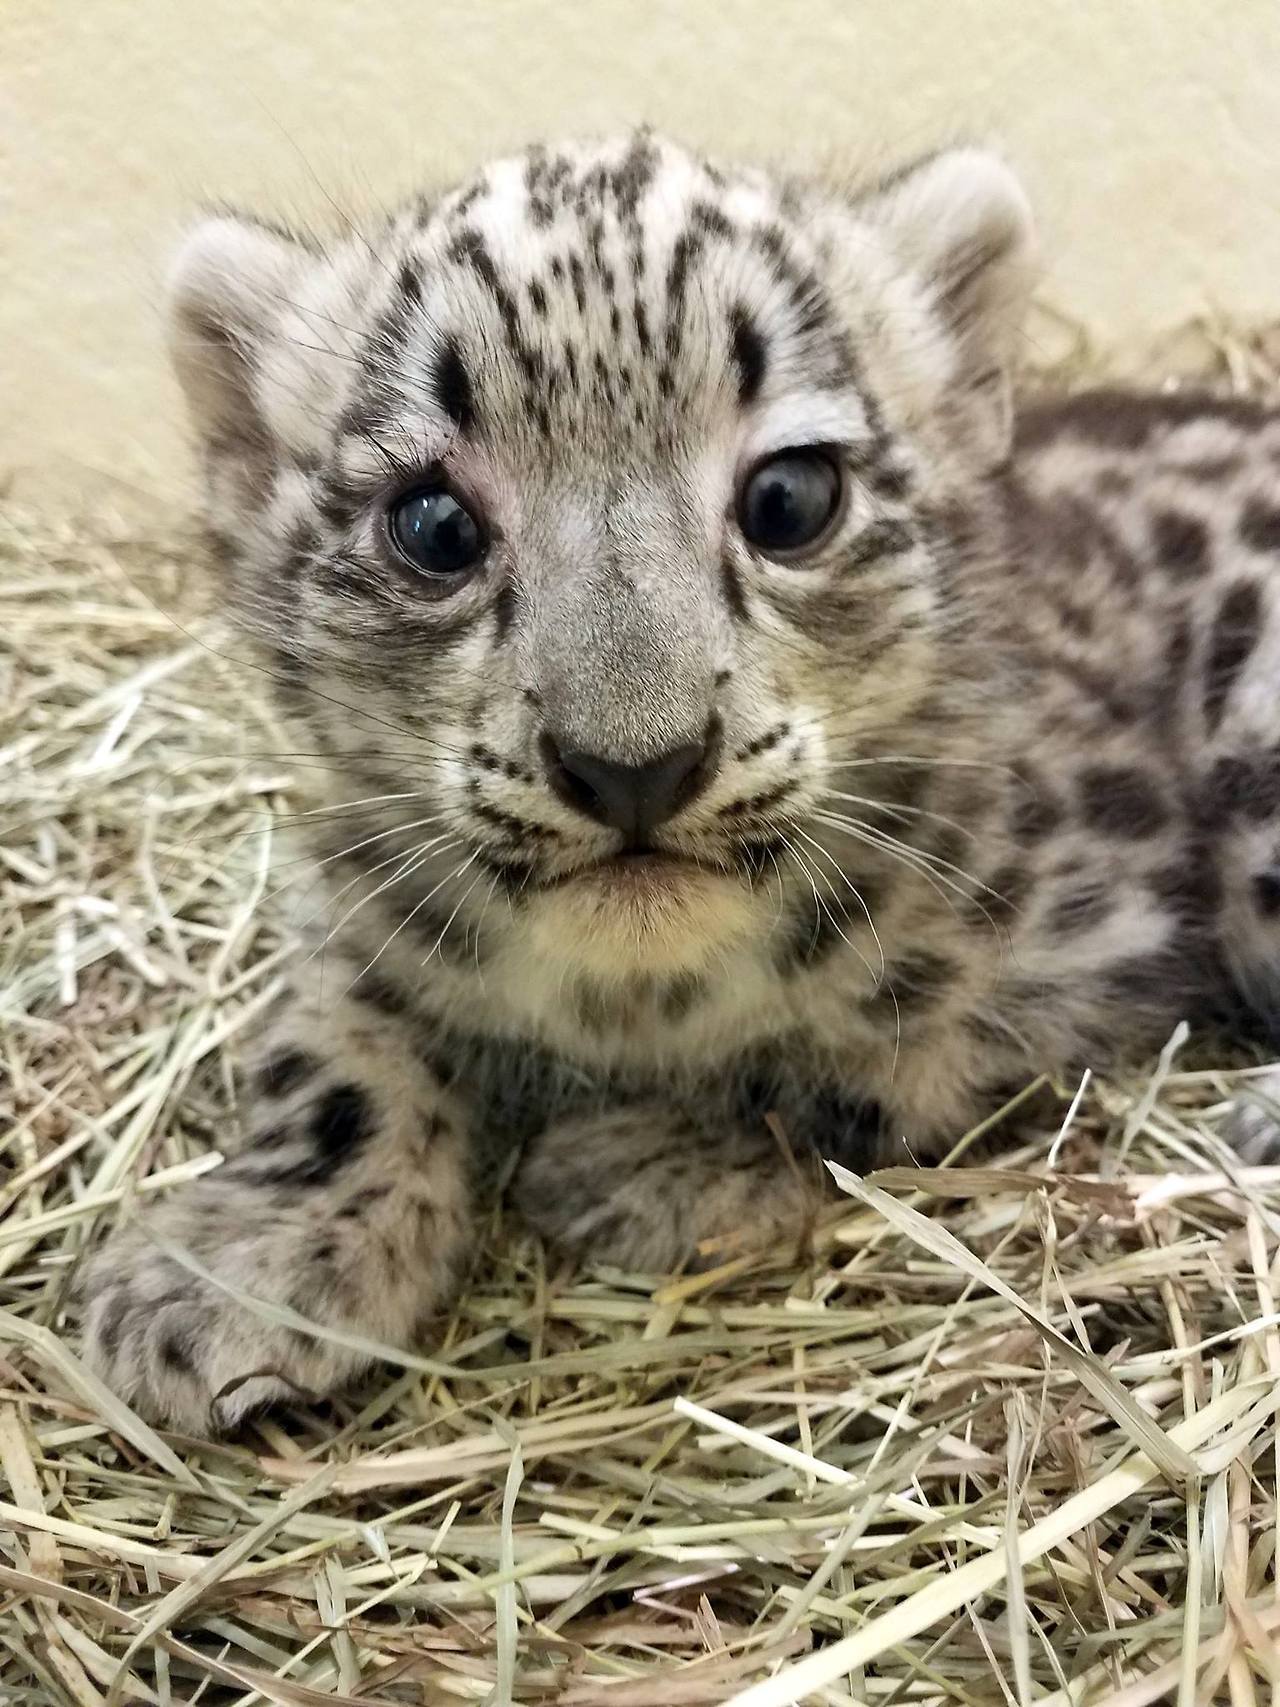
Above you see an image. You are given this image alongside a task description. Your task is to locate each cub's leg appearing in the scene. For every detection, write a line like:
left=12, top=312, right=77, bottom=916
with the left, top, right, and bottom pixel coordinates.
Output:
left=80, top=965, right=470, bottom=1433
left=512, top=1105, right=828, bottom=1272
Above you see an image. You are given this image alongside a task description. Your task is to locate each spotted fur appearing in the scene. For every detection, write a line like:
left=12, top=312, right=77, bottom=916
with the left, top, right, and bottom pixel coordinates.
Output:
left=82, top=132, right=1280, bottom=1430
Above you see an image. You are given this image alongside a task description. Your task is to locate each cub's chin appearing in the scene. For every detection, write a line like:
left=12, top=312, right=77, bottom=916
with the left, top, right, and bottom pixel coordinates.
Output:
left=517, top=856, right=761, bottom=981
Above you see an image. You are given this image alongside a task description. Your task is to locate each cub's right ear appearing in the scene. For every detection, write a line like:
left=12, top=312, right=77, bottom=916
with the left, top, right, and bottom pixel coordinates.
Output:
left=167, top=215, right=309, bottom=501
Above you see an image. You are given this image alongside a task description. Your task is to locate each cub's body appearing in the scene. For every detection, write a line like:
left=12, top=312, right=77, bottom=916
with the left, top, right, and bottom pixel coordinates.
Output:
left=82, top=133, right=1280, bottom=1430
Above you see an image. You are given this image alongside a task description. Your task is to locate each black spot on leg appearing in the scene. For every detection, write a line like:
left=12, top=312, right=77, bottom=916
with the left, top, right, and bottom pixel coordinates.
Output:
left=1078, top=765, right=1169, bottom=838
left=433, top=337, right=476, bottom=432
left=158, top=1329, right=195, bottom=1375
left=1204, top=581, right=1262, bottom=732
left=258, top=1050, right=320, bottom=1098
left=1254, top=871, right=1280, bottom=918
left=252, top=1124, right=295, bottom=1154
left=259, top=1084, right=375, bottom=1189
left=729, top=304, right=767, bottom=405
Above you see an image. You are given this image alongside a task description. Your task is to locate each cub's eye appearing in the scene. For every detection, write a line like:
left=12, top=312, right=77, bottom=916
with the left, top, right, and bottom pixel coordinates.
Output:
left=737, top=450, right=842, bottom=558
left=387, top=486, right=485, bottom=580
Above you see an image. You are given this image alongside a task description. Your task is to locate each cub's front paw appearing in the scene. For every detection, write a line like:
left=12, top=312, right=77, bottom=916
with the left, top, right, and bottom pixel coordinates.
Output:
left=514, top=1108, right=824, bottom=1273
left=1223, top=1068, right=1280, bottom=1165
left=80, top=1232, right=329, bottom=1433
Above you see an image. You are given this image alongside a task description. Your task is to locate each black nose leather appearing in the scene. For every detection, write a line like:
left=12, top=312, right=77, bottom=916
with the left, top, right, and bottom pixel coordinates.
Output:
left=542, top=734, right=715, bottom=838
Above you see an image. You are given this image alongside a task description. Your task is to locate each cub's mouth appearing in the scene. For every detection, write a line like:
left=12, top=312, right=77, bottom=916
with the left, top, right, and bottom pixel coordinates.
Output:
left=551, top=848, right=724, bottom=893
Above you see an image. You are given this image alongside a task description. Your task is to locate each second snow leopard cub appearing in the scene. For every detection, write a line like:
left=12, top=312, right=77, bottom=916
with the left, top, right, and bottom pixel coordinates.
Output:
left=85, top=132, right=1280, bottom=1431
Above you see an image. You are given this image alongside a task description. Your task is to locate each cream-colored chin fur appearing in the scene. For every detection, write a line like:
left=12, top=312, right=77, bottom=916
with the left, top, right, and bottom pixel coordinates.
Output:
left=519, top=868, right=760, bottom=982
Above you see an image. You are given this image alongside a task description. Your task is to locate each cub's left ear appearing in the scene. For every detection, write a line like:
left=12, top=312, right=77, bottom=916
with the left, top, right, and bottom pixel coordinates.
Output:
left=862, top=148, right=1035, bottom=462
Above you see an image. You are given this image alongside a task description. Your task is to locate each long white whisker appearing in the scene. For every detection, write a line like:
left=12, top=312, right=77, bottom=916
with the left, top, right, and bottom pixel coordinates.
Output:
left=777, top=834, right=878, bottom=989
left=789, top=824, right=887, bottom=983
left=811, top=811, right=968, bottom=919
left=311, top=833, right=460, bottom=956
left=821, top=787, right=980, bottom=843
left=349, top=849, right=480, bottom=992
left=425, top=868, right=486, bottom=966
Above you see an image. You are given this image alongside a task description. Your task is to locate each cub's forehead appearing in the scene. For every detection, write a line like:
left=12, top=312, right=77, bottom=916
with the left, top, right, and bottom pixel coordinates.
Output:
left=345, top=133, right=859, bottom=459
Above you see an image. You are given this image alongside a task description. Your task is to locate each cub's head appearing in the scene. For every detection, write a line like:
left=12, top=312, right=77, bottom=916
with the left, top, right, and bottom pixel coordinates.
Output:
left=171, top=133, right=1032, bottom=987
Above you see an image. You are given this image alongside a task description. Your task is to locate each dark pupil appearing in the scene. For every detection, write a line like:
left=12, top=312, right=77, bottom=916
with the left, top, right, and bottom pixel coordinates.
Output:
left=391, top=490, right=481, bottom=575
left=742, top=454, right=838, bottom=553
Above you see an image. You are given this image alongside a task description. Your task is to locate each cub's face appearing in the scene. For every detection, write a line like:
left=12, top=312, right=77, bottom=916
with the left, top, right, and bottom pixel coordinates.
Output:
left=172, top=134, right=1032, bottom=984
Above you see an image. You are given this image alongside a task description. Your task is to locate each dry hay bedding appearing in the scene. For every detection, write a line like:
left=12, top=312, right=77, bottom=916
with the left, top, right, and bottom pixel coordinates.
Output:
left=3, top=336, right=1280, bottom=1706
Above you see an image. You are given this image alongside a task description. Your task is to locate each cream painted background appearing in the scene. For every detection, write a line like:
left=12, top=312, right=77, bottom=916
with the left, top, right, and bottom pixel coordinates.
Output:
left=3, top=0, right=1279, bottom=504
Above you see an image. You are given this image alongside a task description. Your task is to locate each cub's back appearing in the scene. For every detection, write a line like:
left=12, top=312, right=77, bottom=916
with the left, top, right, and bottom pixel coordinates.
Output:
left=1004, top=388, right=1280, bottom=1029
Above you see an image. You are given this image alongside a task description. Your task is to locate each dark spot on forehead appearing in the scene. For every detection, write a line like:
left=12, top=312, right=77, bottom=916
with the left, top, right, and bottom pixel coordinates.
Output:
left=569, top=254, right=587, bottom=312
left=691, top=199, right=734, bottom=242
left=398, top=259, right=422, bottom=304
left=613, top=130, right=658, bottom=219
left=729, top=304, right=767, bottom=406
left=665, top=229, right=702, bottom=304
left=432, top=337, right=475, bottom=433
left=634, top=299, right=652, bottom=356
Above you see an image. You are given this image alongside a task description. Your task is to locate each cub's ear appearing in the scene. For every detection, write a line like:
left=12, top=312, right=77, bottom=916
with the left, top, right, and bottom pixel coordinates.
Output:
left=862, top=148, right=1035, bottom=463
left=167, top=214, right=311, bottom=502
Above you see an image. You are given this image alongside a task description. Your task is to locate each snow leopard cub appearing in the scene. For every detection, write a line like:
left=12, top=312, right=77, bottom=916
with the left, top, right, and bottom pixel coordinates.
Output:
left=83, top=131, right=1280, bottom=1431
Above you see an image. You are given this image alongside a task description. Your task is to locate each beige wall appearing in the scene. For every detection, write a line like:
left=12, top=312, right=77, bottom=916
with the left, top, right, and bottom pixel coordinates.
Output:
left=4, top=0, right=1279, bottom=505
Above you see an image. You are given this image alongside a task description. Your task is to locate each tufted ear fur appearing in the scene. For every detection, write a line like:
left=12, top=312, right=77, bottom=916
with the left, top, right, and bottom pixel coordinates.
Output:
left=861, top=148, right=1036, bottom=466
left=167, top=215, right=312, bottom=507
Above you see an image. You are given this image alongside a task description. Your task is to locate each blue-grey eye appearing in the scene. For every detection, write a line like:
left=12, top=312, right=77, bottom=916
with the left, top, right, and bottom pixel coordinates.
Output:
left=388, top=487, right=485, bottom=579
left=738, top=451, right=842, bottom=558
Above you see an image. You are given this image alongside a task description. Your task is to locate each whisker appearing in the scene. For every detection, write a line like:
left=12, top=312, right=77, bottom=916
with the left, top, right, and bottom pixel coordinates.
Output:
left=811, top=811, right=969, bottom=920
left=788, top=824, right=887, bottom=983
left=821, top=787, right=981, bottom=843
left=309, top=832, right=459, bottom=954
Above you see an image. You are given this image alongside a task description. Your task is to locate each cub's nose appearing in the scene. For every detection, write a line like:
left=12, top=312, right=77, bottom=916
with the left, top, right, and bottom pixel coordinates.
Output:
left=540, top=729, right=718, bottom=840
